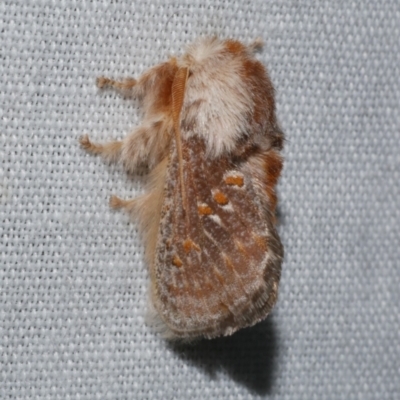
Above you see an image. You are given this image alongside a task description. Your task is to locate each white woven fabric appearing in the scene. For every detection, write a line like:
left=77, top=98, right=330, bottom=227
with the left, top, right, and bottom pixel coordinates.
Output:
left=1, top=1, right=399, bottom=399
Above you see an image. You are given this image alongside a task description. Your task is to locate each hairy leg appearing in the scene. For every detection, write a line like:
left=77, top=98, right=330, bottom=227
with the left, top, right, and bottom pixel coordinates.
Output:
left=81, top=60, right=174, bottom=169
left=81, top=62, right=173, bottom=165
left=109, top=195, right=137, bottom=211
left=80, top=121, right=167, bottom=170
left=79, top=134, right=122, bottom=163
left=96, top=76, right=137, bottom=91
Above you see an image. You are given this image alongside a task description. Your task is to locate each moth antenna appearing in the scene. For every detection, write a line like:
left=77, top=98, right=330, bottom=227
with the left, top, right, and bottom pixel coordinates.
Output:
left=171, top=67, right=190, bottom=218
left=248, top=37, right=264, bottom=53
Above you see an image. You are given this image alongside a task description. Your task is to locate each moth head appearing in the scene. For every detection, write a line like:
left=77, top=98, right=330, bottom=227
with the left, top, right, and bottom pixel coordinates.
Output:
left=178, top=37, right=263, bottom=77
left=176, top=37, right=220, bottom=75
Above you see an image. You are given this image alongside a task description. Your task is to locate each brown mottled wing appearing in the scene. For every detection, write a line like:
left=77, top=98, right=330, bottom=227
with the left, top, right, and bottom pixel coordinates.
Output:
left=153, top=136, right=283, bottom=339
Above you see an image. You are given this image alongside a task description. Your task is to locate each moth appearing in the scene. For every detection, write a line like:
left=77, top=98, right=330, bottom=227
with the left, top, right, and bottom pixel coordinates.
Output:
left=80, top=37, right=284, bottom=340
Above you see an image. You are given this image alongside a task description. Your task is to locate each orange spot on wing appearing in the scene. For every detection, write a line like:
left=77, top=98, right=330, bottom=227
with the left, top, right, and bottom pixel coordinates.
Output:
left=183, top=239, right=201, bottom=253
left=224, top=175, right=244, bottom=187
left=198, top=204, right=213, bottom=215
left=213, top=191, right=229, bottom=205
left=172, top=254, right=183, bottom=268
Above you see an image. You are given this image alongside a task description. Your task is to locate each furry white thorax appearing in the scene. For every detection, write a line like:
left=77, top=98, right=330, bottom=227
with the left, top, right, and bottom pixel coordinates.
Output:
left=178, top=37, right=254, bottom=157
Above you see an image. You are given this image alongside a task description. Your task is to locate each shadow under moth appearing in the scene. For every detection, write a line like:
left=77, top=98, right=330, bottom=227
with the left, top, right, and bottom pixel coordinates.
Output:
left=80, top=37, right=284, bottom=340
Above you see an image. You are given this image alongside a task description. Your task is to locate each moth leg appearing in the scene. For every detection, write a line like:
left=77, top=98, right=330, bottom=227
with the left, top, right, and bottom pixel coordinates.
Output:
left=96, top=76, right=137, bottom=91
left=109, top=195, right=136, bottom=211
left=86, top=61, right=174, bottom=168
left=80, top=122, right=165, bottom=170
left=99, top=59, right=178, bottom=97
left=79, top=134, right=122, bottom=163
left=120, top=124, right=168, bottom=172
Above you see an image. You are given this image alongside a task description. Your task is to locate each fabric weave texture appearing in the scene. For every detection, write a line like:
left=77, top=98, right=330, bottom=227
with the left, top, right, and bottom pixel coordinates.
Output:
left=1, top=1, right=399, bottom=399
